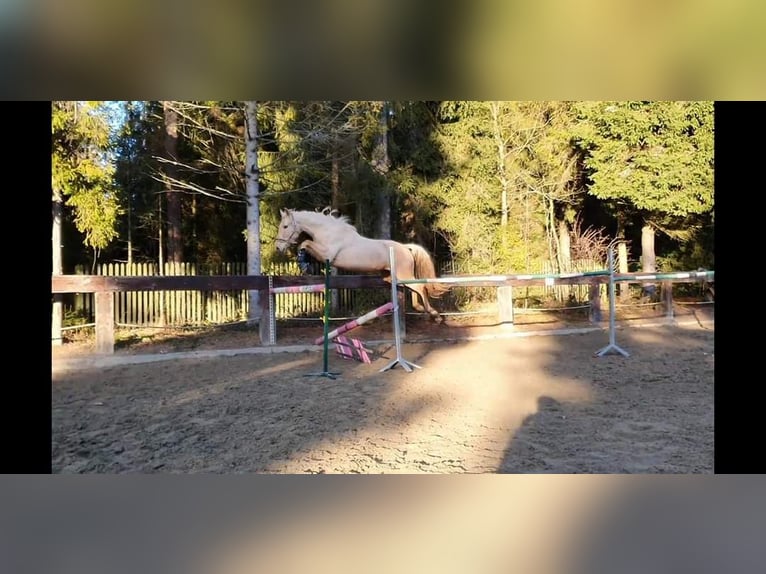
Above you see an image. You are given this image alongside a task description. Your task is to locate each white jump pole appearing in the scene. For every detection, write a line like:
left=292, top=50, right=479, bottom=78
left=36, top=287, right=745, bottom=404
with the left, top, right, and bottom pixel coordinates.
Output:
left=380, top=246, right=421, bottom=372
left=595, top=242, right=629, bottom=357
left=313, top=301, right=394, bottom=346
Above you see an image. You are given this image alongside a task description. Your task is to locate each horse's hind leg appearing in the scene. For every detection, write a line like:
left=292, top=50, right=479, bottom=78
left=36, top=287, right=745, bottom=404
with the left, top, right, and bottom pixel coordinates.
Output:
left=409, top=284, right=442, bottom=322
left=410, top=289, right=425, bottom=312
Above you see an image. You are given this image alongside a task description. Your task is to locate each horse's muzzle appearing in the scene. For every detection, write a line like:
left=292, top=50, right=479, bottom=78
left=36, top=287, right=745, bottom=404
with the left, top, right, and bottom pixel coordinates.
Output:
left=275, top=239, right=289, bottom=253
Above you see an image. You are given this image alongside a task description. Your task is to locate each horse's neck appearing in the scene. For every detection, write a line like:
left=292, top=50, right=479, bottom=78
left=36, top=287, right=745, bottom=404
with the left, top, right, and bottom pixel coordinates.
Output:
left=296, top=212, right=333, bottom=237
left=295, top=212, right=355, bottom=238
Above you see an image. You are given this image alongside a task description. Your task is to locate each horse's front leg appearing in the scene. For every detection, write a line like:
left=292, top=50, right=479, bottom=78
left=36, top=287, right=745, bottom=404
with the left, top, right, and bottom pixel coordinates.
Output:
left=298, top=239, right=323, bottom=264
left=298, top=239, right=336, bottom=266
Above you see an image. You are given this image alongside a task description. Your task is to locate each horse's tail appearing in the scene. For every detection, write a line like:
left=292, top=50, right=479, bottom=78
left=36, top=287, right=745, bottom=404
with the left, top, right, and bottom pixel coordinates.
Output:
left=404, top=244, right=450, bottom=298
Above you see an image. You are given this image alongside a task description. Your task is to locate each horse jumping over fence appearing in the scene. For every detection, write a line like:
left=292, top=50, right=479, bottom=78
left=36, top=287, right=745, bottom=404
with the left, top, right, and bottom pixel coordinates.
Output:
left=275, top=208, right=449, bottom=320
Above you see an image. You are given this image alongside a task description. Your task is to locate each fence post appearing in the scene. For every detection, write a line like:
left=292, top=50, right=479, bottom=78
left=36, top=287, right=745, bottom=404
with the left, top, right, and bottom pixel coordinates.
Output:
left=95, top=291, right=115, bottom=354
left=497, top=285, right=514, bottom=326
left=52, top=293, right=63, bottom=346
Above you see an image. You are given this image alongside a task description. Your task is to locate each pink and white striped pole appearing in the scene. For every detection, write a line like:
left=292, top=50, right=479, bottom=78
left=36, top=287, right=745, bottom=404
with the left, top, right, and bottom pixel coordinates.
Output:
left=313, top=301, right=394, bottom=346
left=270, top=284, right=327, bottom=295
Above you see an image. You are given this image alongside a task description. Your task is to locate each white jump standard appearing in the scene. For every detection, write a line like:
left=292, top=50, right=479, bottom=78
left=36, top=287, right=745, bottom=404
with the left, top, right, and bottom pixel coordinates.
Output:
left=595, top=242, right=629, bottom=357
left=380, top=247, right=421, bottom=373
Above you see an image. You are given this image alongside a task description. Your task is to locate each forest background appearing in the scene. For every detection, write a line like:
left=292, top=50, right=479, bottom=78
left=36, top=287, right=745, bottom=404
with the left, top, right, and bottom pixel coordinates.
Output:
left=51, top=101, right=714, bottom=324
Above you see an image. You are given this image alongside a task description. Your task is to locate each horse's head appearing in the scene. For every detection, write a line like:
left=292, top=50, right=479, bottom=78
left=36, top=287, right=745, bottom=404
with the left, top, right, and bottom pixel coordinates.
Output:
left=275, top=209, right=301, bottom=253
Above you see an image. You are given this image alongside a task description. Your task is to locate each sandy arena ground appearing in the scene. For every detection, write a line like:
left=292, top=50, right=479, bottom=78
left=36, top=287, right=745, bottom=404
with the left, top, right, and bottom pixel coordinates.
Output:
left=52, top=310, right=714, bottom=473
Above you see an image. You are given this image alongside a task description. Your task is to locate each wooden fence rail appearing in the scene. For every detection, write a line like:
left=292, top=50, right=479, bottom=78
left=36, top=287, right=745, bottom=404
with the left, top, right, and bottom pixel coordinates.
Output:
left=68, top=262, right=392, bottom=326
left=52, top=270, right=712, bottom=355
left=53, top=273, right=389, bottom=353
left=66, top=259, right=603, bottom=328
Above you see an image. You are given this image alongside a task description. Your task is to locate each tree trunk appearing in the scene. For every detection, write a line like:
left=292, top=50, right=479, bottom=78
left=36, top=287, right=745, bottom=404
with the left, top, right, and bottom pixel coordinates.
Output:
left=558, top=219, right=571, bottom=271
left=127, top=191, right=133, bottom=266
left=490, top=102, right=510, bottom=227
left=126, top=155, right=133, bottom=266
left=163, top=101, right=182, bottom=263
left=90, top=247, right=99, bottom=274
left=352, top=149, right=363, bottom=232
left=524, top=188, right=531, bottom=270
left=641, top=223, right=656, bottom=273
left=329, top=139, right=341, bottom=312
left=157, top=192, right=166, bottom=326
left=372, top=101, right=391, bottom=239
left=641, top=222, right=657, bottom=300
left=331, top=138, right=341, bottom=210
left=191, top=193, right=198, bottom=262
left=52, top=191, right=64, bottom=346
left=558, top=218, right=572, bottom=301
left=616, top=216, right=629, bottom=302
left=617, top=241, right=628, bottom=299
left=245, top=101, right=262, bottom=326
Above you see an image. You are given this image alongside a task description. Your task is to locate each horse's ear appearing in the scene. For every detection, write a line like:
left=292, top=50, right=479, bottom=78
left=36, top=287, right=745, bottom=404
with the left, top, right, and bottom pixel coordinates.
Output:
left=280, top=208, right=287, bottom=217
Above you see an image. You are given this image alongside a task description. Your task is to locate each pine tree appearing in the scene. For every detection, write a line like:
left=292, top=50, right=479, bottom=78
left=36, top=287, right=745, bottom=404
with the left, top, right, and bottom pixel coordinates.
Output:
left=573, top=101, right=714, bottom=274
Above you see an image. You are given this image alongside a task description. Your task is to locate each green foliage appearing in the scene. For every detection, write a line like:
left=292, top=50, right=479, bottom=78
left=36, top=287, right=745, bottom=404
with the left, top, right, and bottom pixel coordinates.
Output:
left=52, top=101, right=121, bottom=250
left=77, top=101, right=714, bottom=290
left=110, top=102, right=163, bottom=262
left=65, top=185, right=121, bottom=249
left=426, top=101, right=578, bottom=273
left=573, top=101, right=714, bottom=221
left=655, top=212, right=714, bottom=271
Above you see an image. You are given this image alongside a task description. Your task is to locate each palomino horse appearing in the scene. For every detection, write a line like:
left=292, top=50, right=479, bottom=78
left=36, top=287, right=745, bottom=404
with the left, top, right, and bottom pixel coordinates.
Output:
left=275, top=208, right=448, bottom=320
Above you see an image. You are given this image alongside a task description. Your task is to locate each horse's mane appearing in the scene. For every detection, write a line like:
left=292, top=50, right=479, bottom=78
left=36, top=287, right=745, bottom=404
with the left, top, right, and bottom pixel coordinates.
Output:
left=293, top=209, right=358, bottom=234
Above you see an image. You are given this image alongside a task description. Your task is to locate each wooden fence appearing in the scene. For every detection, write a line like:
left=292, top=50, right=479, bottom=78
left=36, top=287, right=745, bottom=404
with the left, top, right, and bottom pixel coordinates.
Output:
left=70, top=263, right=250, bottom=327
left=68, top=261, right=391, bottom=327
left=53, top=268, right=713, bottom=354
left=65, top=258, right=602, bottom=328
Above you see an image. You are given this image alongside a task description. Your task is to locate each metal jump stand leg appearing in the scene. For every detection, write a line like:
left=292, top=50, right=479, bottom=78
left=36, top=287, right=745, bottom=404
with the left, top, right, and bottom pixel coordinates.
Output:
left=380, top=247, right=421, bottom=373
left=595, top=244, right=629, bottom=357
left=306, top=259, right=341, bottom=379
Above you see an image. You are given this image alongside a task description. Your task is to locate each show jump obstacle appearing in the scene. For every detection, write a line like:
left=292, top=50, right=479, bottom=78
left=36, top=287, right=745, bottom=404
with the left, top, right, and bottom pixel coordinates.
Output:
left=266, top=244, right=715, bottom=375
left=267, top=248, right=418, bottom=374
left=313, top=301, right=393, bottom=364
left=51, top=252, right=713, bottom=357
left=268, top=259, right=397, bottom=377
left=268, top=260, right=339, bottom=378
